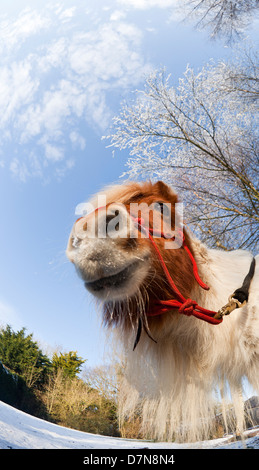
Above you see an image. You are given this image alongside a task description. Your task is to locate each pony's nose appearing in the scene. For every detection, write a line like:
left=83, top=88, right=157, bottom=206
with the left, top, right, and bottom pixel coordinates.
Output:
left=101, top=205, right=129, bottom=238
left=73, top=204, right=130, bottom=240
left=105, top=210, right=120, bottom=233
left=74, top=215, right=90, bottom=235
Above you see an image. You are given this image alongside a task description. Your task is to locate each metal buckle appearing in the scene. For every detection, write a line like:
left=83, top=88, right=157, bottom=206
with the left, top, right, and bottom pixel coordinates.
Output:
left=214, top=295, right=246, bottom=320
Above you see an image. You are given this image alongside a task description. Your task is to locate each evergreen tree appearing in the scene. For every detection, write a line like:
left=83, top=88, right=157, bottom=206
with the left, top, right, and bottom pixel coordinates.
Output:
left=0, top=325, right=51, bottom=387
left=52, top=351, right=85, bottom=379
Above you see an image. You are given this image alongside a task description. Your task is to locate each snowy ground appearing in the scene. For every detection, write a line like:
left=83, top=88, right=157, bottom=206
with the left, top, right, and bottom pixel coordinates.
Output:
left=0, top=400, right=258, bottom=450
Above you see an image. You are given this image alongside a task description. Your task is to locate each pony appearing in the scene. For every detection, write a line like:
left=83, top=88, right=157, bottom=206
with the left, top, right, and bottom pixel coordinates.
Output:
left=66, top=180, right=259, bottom=442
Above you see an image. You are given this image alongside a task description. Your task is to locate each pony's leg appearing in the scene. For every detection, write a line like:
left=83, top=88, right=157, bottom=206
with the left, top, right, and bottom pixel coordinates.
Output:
left=229, top=381, right=245, bottom=439
left=219, top=380, right=229, bottom=435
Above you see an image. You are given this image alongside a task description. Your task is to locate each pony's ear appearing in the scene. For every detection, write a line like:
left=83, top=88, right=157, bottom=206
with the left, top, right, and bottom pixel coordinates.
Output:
left=153, top=181, right=178, bottom=202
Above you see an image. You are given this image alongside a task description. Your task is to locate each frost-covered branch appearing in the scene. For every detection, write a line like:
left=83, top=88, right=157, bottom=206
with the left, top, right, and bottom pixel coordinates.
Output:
left=106, top=54, right=259, bottom=252
left=183, top=0, right=259, bottom=43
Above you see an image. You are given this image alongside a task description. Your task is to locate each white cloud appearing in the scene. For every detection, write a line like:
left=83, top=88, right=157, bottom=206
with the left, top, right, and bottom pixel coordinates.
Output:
left=0, top=60, right=39, bottom=129
left=117, top=0, right=179, bottom=9
left=57, top=7, right=76, bottom=22
left=37, top=38, right=67, bottom=73
left=110, top=9, right=127, bottom=21
left=45, top=144, right=64, bottom=162
left=9, top=155, right=43, bottom=181
left=68, top=22, right=144, bottom=81
left=0, top=8, right=51, bottom=53
left=0, top=3, right=152, bottom=181
left=117, top=0, right=184, bottom=22
left=69, top=131, right=86, bottom=150
left=18, top=78, right=88, bottom=146
left=10, top=158, right=30, bottom=182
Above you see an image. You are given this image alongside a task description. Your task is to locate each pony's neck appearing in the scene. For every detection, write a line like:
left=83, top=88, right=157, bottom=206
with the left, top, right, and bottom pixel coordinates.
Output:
left=189, top=235, right=254, bottom=311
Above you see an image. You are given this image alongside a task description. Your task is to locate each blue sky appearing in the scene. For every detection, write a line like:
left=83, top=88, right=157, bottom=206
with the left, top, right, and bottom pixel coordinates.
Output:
left=0, top=0, right=257, bottom=370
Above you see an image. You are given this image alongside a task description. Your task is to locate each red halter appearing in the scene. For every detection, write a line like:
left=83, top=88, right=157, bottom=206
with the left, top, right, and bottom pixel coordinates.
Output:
left=132, top=216, right=222, bottom=325
left=76, top=206, right=222, bottom=325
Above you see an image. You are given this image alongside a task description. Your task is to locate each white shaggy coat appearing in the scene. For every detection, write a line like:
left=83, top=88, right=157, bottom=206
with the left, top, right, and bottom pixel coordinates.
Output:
left=117, top=238, right=259, bottom=442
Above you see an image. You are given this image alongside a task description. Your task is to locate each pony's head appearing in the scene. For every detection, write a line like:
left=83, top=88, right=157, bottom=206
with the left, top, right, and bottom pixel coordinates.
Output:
left=66, top=181, right=195, bottom=339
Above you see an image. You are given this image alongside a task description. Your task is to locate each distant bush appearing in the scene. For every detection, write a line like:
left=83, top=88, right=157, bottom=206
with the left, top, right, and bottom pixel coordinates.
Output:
left=0, top=361, right=22, bottom=407
left=0, top=361, right=48, bottom=418
left=52, top=351, right=85, bottom=379
left=42, top=368, right=119, bottom=436
left=0, top=325, right=51, bottom=388
left=0, top=325, right=120, bottom=436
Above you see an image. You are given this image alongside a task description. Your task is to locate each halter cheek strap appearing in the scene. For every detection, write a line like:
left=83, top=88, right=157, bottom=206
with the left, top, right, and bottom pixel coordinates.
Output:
left=131, top=216, right=222, bottom=325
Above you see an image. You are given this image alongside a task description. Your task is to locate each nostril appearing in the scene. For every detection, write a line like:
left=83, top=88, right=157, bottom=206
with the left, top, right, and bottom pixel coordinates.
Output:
left=83, top=221, right=87, bottom=231
left=106, top=210, right=119, bottom=222
left=106, top=210, right=120, bottom=233
left=106, top=214, right=115, bottom=225
left=71, top=236, right=80, bottom=248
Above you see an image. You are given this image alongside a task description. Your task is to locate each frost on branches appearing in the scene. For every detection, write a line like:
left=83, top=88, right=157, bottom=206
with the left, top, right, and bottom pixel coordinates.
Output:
left=183, top=0, right=259, bottom=43
left=107, top=53, right=259, bottom=252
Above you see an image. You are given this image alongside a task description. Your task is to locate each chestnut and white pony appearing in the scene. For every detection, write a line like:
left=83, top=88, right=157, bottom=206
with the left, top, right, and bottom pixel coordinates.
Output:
left=66, top=181, right=259, bottom=442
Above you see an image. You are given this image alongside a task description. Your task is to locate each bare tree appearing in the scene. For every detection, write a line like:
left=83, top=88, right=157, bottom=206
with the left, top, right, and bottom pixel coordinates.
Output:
left=107, top=52, right=259, bottom=252
left=183, top=0, right=259, bottom=43
left=83, top=364, right=119, bottom=402
left=222, top=49, right=259, bottom=102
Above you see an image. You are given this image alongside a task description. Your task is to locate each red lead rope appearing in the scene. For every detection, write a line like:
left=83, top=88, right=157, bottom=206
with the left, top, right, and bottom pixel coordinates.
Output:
left=133, top=217, right=222, bottom=325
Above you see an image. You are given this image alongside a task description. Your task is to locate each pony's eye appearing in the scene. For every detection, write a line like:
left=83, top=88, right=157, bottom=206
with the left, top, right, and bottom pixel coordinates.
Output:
left=154, top=202, right=170, bottom=217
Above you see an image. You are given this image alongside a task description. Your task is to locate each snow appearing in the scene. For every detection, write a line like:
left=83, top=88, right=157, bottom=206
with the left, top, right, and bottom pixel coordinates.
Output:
left=0, top=400, right=258, bottom=449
